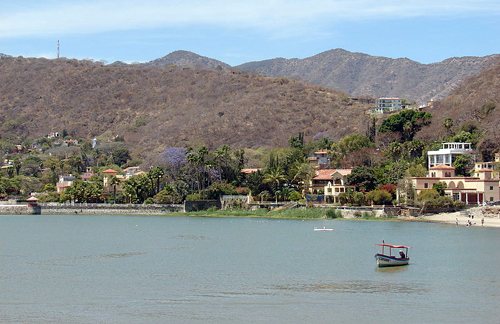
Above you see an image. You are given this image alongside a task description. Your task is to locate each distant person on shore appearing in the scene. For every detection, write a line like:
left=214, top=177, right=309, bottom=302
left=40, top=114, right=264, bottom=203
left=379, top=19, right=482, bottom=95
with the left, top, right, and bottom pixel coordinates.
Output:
left=481, top=218, right=484, bottom=226
left=456, top=218, right=459, bottom=225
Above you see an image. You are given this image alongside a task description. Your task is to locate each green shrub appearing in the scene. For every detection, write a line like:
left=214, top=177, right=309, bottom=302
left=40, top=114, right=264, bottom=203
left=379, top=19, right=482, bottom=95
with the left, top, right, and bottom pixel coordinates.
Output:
left=185, top=193, right=202, bottom=201
left=325, top=208, right=343, bottom=218
left=144, top=197, right=154, bottom=204
left=36, top=192, right=60, bottom=203
left=288, top=191, right=302, bottom=201
left=365, top=189, right=392, bottom=205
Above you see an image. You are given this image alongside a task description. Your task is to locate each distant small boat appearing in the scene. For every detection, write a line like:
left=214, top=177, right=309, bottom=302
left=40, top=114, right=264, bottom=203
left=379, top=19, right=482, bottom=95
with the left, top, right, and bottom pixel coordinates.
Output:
left=374, top=243, right=411, bottom=267
left=314, top=227, right=333, bottom=231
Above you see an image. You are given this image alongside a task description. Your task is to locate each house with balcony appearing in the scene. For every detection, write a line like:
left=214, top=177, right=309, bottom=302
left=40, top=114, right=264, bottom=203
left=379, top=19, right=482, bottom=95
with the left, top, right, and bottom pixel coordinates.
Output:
left=427, top=142, right=475, bottom=168
left=309, top=169, right=354, bottom=197
left=372, top=97, right=403, bottom=114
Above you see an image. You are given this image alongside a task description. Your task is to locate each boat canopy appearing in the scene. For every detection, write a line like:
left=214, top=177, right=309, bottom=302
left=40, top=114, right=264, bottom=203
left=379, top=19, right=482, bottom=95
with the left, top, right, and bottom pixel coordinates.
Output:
left=375, top=244, right=412, bottom=249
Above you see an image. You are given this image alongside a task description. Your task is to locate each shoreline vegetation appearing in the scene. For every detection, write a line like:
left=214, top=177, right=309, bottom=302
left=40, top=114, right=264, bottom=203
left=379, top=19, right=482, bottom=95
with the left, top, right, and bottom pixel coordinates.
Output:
left=35, top=204, right=500, bottom=228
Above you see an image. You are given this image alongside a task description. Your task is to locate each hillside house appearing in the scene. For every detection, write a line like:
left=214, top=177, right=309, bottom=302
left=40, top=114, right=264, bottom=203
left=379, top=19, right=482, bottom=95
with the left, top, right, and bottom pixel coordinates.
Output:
left=373, top=97, right=403, bottom=113
left=308, top=149, right=330, bottom=169
left=427, top=142, right=475, bottom=168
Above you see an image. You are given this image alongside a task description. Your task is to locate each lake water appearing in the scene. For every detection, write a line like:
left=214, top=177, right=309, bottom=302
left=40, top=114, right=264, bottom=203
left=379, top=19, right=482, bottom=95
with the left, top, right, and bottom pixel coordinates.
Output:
left=1, top=215, right=499, bottom=323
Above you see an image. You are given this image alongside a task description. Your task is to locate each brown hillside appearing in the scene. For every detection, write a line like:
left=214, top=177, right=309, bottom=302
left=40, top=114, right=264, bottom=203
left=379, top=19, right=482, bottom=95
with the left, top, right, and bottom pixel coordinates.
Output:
left=0, top=56, right=371, bottom=160
left=417, top=58, right=500, bottom=151
left=141, top=50, right=231, bottom=70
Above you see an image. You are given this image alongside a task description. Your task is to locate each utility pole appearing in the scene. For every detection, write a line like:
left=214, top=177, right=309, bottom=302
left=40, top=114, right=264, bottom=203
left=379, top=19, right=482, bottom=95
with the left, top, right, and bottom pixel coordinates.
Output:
left=57, top=40, right=60, bottom=58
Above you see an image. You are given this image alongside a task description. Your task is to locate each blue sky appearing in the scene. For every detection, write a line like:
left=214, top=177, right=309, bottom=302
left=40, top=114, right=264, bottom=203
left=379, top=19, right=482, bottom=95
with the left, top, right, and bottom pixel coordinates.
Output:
left=1, top=0, right=499, bottom=66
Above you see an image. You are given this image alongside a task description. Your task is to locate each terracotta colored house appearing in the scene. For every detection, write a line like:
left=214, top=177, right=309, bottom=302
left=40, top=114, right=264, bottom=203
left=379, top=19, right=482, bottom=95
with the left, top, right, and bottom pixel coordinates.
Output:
left=309, top=169, right=354, bottom=200
left=409, top=165, right=500, bottom=204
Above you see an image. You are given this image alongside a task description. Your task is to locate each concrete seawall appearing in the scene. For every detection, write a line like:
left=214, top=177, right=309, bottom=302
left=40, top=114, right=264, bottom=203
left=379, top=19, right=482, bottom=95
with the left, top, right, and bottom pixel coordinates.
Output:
left=0, top=205, right=41, bottom=215
left=39, top=203, right=184, bottom=215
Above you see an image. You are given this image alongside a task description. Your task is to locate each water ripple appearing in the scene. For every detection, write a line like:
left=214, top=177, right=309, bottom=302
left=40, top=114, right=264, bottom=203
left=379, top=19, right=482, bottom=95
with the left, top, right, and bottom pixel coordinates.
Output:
left=271, top=280, right=429, bottom=294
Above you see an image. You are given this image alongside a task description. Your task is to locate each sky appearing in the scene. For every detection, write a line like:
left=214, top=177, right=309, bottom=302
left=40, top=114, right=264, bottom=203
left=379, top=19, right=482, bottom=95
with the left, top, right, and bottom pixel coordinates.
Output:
left=1, top=0, right=499, bottom=66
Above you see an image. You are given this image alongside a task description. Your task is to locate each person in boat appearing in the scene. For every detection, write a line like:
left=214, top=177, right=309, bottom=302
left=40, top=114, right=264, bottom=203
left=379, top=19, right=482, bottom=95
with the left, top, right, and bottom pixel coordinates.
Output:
left=399, top=250, right=406, bottom=259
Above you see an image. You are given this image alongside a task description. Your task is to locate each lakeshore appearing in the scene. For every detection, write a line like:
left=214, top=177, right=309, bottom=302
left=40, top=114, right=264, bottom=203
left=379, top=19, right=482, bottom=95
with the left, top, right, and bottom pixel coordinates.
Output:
left=4, top=202, right=500, bottom=228
left=417, top=206, right=500, bottom=228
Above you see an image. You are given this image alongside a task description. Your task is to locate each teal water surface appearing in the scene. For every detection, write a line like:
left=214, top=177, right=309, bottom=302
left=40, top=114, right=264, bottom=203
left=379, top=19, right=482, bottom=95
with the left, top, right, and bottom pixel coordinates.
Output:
left=0, top=215, right=499, bottom=323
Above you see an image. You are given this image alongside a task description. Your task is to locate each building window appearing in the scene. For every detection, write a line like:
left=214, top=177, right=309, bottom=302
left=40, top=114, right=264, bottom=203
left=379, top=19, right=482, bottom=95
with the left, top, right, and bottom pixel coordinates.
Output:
left=424, top=183, right=428, bottom=189
left=490, top=186, right=494, bottom=191
left=491, top=197, right=494, bottom=201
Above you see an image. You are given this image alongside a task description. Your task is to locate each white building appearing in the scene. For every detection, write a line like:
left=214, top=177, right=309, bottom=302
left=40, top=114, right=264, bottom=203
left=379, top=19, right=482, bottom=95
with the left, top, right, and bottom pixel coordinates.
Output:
left=427, top=142, right=474, bottom=168
left=373, top=98, right=403, bottom=113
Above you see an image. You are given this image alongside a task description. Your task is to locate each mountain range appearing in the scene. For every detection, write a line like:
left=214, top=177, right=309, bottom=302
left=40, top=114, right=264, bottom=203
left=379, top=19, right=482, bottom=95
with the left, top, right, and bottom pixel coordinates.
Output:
left=0, top=49, right=499, bottom=163
left=139, top=49, right=500, bottom=102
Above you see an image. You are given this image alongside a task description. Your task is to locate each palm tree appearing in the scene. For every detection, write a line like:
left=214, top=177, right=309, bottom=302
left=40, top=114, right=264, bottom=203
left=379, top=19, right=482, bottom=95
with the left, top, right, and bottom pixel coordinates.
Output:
left=109, top=176, right=121, bottom=203
left=147, top=166, right=165, bottom=194
left=406, top=140, right=425, bottom=160
left=443, top=117, right=454, bottom=136
left=213, top=144, right=231, bottom=180
left=186, top=153, right=202, bottom=192
left=263, top=166, right=287, bottom=200
left=402, top=121, right=413, bottom=141
left=258, top=190, right=271, bottom=203
left=290, top=161, right=316, bottom=193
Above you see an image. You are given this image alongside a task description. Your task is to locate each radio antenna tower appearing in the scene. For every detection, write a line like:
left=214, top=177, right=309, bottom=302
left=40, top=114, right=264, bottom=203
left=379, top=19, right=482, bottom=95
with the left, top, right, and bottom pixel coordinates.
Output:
left=57, top=40, right=60, bottom=58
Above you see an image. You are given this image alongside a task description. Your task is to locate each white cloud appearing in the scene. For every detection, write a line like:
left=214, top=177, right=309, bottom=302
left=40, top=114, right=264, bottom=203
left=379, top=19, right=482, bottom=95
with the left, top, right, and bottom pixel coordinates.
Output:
left=0, top=0, right=498, bottom=38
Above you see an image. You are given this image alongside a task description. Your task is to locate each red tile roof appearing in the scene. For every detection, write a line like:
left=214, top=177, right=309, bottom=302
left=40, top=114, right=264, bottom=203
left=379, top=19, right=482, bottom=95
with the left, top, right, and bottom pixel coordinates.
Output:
left=313, top=169, right=352, bottom=180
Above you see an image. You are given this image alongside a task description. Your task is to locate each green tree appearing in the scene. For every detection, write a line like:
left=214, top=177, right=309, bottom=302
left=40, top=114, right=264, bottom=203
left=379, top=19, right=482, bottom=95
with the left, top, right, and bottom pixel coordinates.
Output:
left=108, top=175, right=121, bottom=203
left=153, top=185, right=182, bottom=204
left=65, top=180, right=103, bottom=203
left=111, top=147, right=131, bottom=166
left=346, top=166, right=378, bottom=192
left=147, top=166, right=165, bottom=194
left=334, top=133, right=374, bottom=154
left=406, top=140, right=425, bottom=160
left=432, top=182, right=447, bottom=196
left=205, top=181, right=237, bottom=199
left=453, top=155, right=472, bottom=176
left=263, top=165, right=287, bottom=195
left=338, top=189, right=365, bottom=206
left=379, top=110, right=432, bottom=141
left=13, top=157, right=21, bottom=176
left=365, top=189, right=393, bottom=205
left=443, top=117, right=454, bottom=135
left=289, top=132, right=304, bottom=150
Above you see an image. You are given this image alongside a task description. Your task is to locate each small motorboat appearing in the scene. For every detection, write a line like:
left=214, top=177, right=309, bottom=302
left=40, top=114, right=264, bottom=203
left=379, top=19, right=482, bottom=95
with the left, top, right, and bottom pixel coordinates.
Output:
left=374, top=242, right=411, bottom=267
left=314, top=226, right=333, bottom=231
